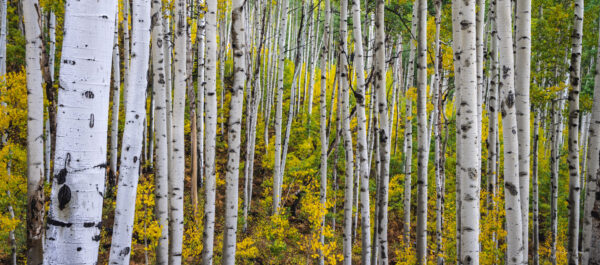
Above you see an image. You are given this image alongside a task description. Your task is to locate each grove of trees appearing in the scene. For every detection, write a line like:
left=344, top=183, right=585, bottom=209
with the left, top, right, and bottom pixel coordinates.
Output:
left=1, top=0, right=600, bottom=264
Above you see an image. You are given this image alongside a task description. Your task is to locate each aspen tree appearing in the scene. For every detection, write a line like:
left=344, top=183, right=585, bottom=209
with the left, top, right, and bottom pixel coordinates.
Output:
left=515, top=0, right=532, bottom=259
left=319, top=1, right=331, bottom=263
left=350, top=0, right=371, bottom=262
left=403, top=0, right=418, bottom=245
left=532, top=111, right=540, bottom=265
left=22, top=0, right=45, bottom=261
left=454, top=0, right=480, bottom=263
left=196, top=0, right=205, bottom=191
left=150, top=0, right=169, bottom=262
left=581, top=16, right=600, bottom=265
left=221, top=0, right=246, bottom=263
left=497, top=0, right=524, bottom=262
left=110, top=13, right=121, bottom=190
left=169, top=0, right=187, bottom=260
left=108, top=0, right=151, bottom=261
left=44, top=0, right=117, bottom=263
left=567, top=1, right=583, bottom=264
left=272, top=0, right=288, bottom=214
left=201, top=0, right=218, bottom=263
left=415, top=0, right=428, bottom=262
left=374, top=0, right=390, bottom=263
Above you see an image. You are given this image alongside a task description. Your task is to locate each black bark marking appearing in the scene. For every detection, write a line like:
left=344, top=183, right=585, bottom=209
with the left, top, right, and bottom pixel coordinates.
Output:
left=119, top=247, right=130, bottom=256
left=92, top=235, right=101, bottom=241
left=56, top=168, right=67, bottom=185
left=83, top=222, right=95, bottom=227
left=47, top=217, right=72, bottom=227
left=89, top=113, right=95, bottom=128
left=505, top=182, right=518, bottom=196
left=506, top=90, right=515, bottom=108
left=58, top=184, right=72, bottom=210
left=63, top=59, right=76, bottom=65
left=83, top=91, right=95, bottom=99
left=77, top=247, right=82, bottom=251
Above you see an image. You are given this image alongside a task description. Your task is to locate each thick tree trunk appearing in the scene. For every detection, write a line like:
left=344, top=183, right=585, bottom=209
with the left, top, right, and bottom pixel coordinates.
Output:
left=221, top=1, right=246, bottom=263
left=150, top=0, right=169, bottom=262
left=497, top=0, right=524, bottom=263
left=108, top=0, right=151, bottom=262
left=374, top=0, right=389, bottom=263
left=515, top=0, right=531, bottom=260
left=454, top=0, right=480, bottom=263
left=23, top=0, right=45, bottom=262
left=350, top=0, right=370, bottom=263
left=581, top=18, right=600, bottom=265
left=201, top=0, right=218, bottom=263
left=169, top=0, right=187, bottom=261
left=44, top=0, right=117, bottom=263
left=567, top=1, right=584, bottom=264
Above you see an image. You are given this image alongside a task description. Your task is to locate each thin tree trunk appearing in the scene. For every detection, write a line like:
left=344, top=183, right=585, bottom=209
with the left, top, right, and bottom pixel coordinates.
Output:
left=23, top=0, right=45, bottom=261
left=44, top=0, right=117, bottom=263
left=110, top=13, right=121, bottom=192
left=415, top=0, right=428, bottom=262
left=497, top=0, right=524, bottom=262
left=532, top=111, right=540, bottom=265
left=108, top=0, right=151, bottom=262
left=318, top=1, right=330, bottom=264
left=196, top=0, right=205, bottom=191
left=272, top=0, right=289, bottom=214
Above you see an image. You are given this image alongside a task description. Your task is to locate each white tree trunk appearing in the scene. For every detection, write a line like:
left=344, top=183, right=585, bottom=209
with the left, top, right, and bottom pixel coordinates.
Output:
left=532, top=111, right=540, bottom=265
left=350, top=0, right=370, bottom=263
left=44, top=0, right=117, bottom=263
left=415, top=0, right=428, bottom=263
left=196, top=0, right=205, bottom=191
left=0, top=0, right=6, bottom=75
left=497, top=0, right=524, bottom=263
left=567, top=1, right=583, bottom=264
left=581, top=16, right=600, bottom=265
left=150, top=0, right=169, bottom=262
left=454, top=0, right=480, bottom=262
left=169, top=0, right=187, bottom=261
left=110, top=13, right=121, bottom=189
left=108, top=0, right=151, bottom=261
left=339, top=0, right=354, bottom=263
left=272, top=0, right=289, bottom=214
left=201, top=0, right=218, bottom=264
left=221, top=0, right=246, bottom=263
left=318, top=1, right=330, bottom=264
left=374, top=0, right=389, bottom=263
left=515, top=0, right=531, bottom=260
left=23, top=0, right=45, bottom=262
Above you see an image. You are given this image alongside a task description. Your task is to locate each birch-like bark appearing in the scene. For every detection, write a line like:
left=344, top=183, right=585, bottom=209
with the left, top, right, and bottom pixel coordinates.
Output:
left=44, top=0, right=117, bottom=263
left=22, top=0, right=45, bottom=262
left=0, top=0, right=5, bottom=75
left=169, top=0, right=187, bottom=260
left=196, top=0, right=205, bottom=190
left=108, top=0, right=151, bottom=262
left=272, top=0, right=289, bottom=214
left=567, top=1, right=584, bottom=264
left=532, top=111, right=540, bottom=265
left=123, top=0, right=131, bottom=104
left=488, top=0, right=499, bottom=208
left=497, top=0, right=524, bottom=262
left=515, top=0, right=531, bottom=260
left=374, top=0, right=390, bottom=263
left=46, top=11, right=56, bottom=182
left=110, top=13, right=121, bottom=190
left=350, top=0, right=370, bottom=263
left=319, top=1, right=330, bottom=264
left=433, top=2, right=443, bottom=263
left=201, top=0, right=218, bottom=263
left=221, top=0, right=246, bottom=263
left=581, top=16, right=600, bottom=265
left=451, top=0, right=463, bottom=256
left=454, top=0, right=480, bottom=262
left=339, top=0, right=354, bottom=263
left=415, top=0, right=428, bottom=263
left=403, top=0, right=418, bottom=245
left=150, top=0, right=168, bottom=262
